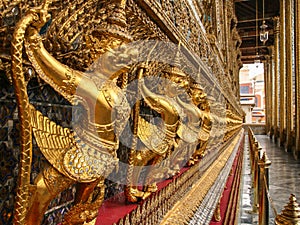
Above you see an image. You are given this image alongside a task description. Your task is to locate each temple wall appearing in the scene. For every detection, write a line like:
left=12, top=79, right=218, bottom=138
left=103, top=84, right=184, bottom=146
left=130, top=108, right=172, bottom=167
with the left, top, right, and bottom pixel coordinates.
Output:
left=0, top=0, right=244, bottom=224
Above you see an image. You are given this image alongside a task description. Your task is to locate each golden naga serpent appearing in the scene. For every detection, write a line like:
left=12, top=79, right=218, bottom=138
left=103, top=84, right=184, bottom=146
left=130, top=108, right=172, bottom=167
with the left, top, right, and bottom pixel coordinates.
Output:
left=11, top=1, right=52, bottom=224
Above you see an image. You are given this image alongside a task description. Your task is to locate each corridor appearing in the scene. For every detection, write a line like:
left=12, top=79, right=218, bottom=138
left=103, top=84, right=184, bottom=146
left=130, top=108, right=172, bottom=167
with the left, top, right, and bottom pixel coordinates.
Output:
left=239, top=134, right=300, bottom=224
left=257, top=135, right=300, bottom=223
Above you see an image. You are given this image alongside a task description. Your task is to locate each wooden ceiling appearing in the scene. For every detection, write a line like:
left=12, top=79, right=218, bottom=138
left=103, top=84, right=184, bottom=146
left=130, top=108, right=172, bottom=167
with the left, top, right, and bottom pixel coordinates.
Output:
left=234, top=0, right=280, bottom=64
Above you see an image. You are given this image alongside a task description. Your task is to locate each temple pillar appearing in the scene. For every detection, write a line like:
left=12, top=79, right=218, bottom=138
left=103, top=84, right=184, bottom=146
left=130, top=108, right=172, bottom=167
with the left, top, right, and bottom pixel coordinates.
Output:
left=273, top=17, right=280, bottom=141
left=279, top=0, right=286, bottom=146
left=295, top=0, right=300, bottom=158
left=285, top=0, right=294, bottom=151
left=265, top=53, right=273, bottom=137
left=264, top=56, right=271, bottom=136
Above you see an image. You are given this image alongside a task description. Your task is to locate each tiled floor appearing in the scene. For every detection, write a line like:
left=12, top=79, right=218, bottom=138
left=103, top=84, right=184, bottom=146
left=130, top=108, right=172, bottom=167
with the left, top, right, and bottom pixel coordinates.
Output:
left=257, top=135, right=300, bottom=224
left=238, top=135, right=300, bottom=225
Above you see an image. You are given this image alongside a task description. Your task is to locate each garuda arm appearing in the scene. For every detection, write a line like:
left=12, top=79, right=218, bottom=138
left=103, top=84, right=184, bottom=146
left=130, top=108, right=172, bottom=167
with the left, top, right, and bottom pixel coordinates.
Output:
left=175, top=96, right=201, bottom=143
left=25, top=14, right=129, bottom=141
left=25, top=27, right=92, bottom=103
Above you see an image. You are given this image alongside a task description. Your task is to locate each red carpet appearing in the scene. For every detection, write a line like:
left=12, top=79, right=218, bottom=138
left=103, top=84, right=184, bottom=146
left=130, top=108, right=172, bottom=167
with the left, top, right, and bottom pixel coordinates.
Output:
left=95, top=167, right=189, bottom=225
left=210, top=137, right=244, bottom=225
left=57, top=168, right=188, bottom=225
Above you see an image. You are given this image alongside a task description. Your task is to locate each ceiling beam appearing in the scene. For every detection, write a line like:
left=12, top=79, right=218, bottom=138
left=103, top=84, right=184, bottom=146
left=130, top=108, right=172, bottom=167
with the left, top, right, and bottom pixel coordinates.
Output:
left=241, top=54, right=269, bottom=59
left=240, top=45, right=269, bottom=50
left=241, top=60, right=261, bottom=64
left=238, top=17, right=273, bottom=23
left=234, top=0, right=250, bottom=2
left=239, top=29, right=274, bottom=38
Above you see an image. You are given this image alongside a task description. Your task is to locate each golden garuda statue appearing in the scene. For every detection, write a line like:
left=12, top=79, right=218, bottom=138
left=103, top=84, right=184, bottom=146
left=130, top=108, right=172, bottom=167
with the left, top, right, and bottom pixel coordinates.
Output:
left=124, top=63, right=181, bottom=203
left=1, top=0, right=216, bottom=223
left=8, top=0, right=136, bottom=224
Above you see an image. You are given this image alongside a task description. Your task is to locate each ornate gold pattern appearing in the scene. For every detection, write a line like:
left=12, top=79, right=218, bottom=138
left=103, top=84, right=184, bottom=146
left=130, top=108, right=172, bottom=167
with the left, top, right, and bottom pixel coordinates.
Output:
left=275, top=194, right=300, bottom=225
left=272, top=17, right=280, bottom=139
left=30, top=104, right=73, bottom=177
left=279, top=0, right=287, bottom=146
left=213, top=201, right=221, bottom=222
left=296, top=0, right=300, bottom=157
left=285, top=0, right=293, bottom=151
left=10, top=1, right=54, bottom=223
left=266, top=1, right=299, bottom=156
left=9, top=0, right=132, bottom=224
left=159, top=131, right=243, bottom=225
left=125, top=64, right=181, bottom=202
left=1, top=0, right=245, bottom=224
left=62, top=179, right=105, bottom=225
left=26, top=165, right=74, bottom=224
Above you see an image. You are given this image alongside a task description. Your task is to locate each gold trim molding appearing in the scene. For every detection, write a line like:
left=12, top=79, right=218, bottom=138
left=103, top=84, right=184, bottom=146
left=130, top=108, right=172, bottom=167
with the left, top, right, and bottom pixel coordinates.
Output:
left=159, top=130, right=243, bottom=225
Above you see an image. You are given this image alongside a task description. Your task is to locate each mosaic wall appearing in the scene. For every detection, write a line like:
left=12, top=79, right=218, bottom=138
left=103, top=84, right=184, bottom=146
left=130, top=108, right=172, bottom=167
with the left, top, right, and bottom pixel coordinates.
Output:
left=0, top=73, right=18, bottom=225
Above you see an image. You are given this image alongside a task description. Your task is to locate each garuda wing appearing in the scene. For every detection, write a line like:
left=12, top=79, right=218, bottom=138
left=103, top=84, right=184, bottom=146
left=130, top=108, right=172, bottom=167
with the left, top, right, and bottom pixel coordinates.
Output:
left=30, top=104, right=118, bottom=182
left=137, top=116, right=173, bottom=155
left=29, top=104, right=75, bottom=177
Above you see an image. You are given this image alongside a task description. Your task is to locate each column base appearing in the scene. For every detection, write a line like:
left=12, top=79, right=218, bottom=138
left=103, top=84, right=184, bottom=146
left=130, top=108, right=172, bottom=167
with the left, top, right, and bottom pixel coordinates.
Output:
left=279, top=129, right=286, bottom=147
left=285, top=131, right=295, bottom=153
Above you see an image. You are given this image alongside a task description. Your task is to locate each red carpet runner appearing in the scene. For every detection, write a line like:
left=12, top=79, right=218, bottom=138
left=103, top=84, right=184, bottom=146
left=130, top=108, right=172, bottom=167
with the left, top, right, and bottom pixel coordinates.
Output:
left=210, top=136, right=244, bottom=225
left=95, top=168, right=189, bottom=225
